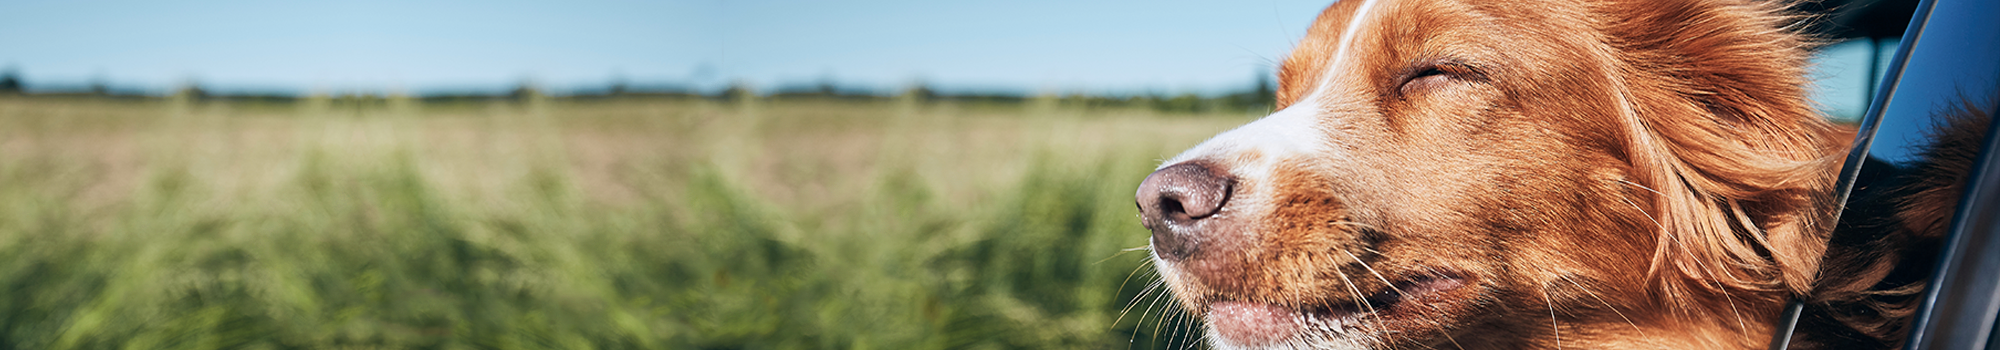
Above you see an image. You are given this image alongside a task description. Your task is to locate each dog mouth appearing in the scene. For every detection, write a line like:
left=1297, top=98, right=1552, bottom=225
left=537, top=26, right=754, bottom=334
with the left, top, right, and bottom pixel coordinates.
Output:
left=1202, top=273, right=1468, bottom=347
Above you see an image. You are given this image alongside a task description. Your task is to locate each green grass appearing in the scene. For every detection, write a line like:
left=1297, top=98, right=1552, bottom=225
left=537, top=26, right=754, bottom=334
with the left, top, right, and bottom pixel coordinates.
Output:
left=0, top=94, right=1258, bottom=349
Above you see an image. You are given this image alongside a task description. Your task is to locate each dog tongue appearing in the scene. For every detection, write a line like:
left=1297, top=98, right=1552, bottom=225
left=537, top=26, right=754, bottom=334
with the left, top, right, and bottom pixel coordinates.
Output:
left=1208, top=301, right=1299, bottom=346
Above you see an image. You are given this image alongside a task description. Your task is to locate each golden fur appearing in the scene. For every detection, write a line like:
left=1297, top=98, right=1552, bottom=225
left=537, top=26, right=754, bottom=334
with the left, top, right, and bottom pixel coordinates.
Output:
left=1132, top=0, right=1944, bottom=348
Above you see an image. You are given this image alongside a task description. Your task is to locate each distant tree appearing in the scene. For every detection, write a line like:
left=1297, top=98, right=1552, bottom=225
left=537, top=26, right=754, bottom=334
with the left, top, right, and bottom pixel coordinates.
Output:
left=175, top=84, right=208, bottom=100
left=509, top=82, right=541, bottom=101
left=902, top=83, right=936, bottom=101
left=718, top=82, right=754, bottom=101
left=608, top=79, right=628, bottom=96
left=0, top=68, right=22, bottom=94
left=1254, top=69, right=1275, bottom=103
left=815, top=82, right=837, bottom=96
left=1156, top=93, right=1206, bottom=114
left=1217, top=68, right=1279, bottom=112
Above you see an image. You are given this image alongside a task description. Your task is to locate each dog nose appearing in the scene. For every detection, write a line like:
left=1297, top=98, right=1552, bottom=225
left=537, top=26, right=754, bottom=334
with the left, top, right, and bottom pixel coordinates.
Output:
left=1136, top=161, right=1234, bottom=261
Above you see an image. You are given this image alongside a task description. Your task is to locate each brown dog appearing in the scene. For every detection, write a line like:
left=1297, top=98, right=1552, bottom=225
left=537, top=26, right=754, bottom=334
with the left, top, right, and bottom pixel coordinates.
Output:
left=1134, top=0, right=1870, bottom=348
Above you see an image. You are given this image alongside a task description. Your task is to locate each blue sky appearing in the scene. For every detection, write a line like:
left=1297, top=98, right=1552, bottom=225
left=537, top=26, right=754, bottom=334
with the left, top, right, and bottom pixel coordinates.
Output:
left=1808, top=38, right=1898, bottom=122
left=0, top=0, right=1889, bottom=114
left=0, top=0, right=1331, bottom=95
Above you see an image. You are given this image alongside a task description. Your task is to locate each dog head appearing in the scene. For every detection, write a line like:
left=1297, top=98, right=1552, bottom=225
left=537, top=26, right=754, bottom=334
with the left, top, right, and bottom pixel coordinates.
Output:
left=1134, top=0, right=1849, bottom=348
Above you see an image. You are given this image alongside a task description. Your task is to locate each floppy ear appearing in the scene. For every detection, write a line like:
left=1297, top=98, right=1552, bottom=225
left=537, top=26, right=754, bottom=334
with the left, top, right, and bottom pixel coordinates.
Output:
left=1595, top=0, right=1849, bottom=310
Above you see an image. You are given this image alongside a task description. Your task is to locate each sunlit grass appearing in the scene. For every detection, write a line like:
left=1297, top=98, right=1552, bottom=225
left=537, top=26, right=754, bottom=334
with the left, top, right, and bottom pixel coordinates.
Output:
left=0, top=94, right=1255, bottom=349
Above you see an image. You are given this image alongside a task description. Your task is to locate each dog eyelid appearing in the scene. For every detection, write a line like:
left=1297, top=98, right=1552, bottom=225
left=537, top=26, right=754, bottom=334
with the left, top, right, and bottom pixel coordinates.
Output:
left=1394, top=60, right=1485, bottom=97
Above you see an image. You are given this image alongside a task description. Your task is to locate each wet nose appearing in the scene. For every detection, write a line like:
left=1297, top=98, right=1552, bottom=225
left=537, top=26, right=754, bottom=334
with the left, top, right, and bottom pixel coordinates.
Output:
left=1136, top=161, right=1234, bottom=261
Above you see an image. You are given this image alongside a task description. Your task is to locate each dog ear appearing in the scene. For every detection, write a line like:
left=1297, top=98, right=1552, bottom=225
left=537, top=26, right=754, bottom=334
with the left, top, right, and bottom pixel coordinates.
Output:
left=1595, top=0, right=1849, bottom=311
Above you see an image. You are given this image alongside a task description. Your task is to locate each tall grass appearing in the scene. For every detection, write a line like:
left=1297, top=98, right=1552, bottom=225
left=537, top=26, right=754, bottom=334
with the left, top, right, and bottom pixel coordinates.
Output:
left=0, top=95, right=1256, bottom=349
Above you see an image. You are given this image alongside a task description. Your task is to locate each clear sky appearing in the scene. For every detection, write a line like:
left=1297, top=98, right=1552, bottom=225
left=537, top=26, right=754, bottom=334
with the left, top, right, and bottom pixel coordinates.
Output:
left=1808, top=38, right=1898, bottom=123
left=0, top=0, right=1332, bottom=95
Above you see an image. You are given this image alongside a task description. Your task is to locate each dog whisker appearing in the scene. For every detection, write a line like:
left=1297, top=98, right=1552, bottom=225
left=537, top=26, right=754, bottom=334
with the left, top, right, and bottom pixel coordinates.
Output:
left=1116, top=278, right=1164, bottom=330
left=1095, top=246, right=1153, bottom=266
left=1158, top=298, right=1178, bottom=349
left=1174, top=302, right=1199, bottom=350
left=1112, top=260, right=1157, bottom=322
left=1330, top=264, right=1390, bottom=340
left=1722, top=284, right=1747, bottom=333
left=1121, top=279, right=1168, bottom=349
left=1138, top=281, right=1175, bottom=347
left=1340, top=250, right=1466, bottom=350
left=1616, top=179, right=1664, bottom=195
left=1543, top=287, right=1561, bottom=349
left=1560, top=275, right=1645, bottom=336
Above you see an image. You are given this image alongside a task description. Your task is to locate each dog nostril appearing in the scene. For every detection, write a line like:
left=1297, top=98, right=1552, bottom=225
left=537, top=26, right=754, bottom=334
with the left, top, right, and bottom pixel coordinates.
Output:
left=1135, top=161, right=1235, bottom=261
left=1160, top=198, right=1188, bottom=221
left=1139, top=162, right=1232, bottom=222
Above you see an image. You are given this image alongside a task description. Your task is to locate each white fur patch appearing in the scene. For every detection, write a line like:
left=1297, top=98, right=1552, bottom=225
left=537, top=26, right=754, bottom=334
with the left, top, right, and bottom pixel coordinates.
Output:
left=1163, top=99, right=1330, bottom=181
left=1314, top=0, right=1385, bottom=96
left=1160, top=0, right=1384, bottom=174
left=1152, top=0, right=1390, bottom=349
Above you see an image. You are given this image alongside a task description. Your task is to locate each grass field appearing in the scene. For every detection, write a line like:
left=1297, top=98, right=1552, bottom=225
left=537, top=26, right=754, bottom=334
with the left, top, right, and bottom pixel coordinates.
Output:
left=0, top=93, right=1259, bottom=349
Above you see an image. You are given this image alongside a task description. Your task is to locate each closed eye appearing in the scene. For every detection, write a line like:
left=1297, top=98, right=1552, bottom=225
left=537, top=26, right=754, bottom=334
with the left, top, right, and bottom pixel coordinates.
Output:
left=1396, top=60, right=1481, bottom=97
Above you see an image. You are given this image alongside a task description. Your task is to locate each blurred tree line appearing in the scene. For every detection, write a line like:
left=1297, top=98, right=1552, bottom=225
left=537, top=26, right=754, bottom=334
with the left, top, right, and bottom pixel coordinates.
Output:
left=0, top=68, right=21, bottom=95
left=0, top=67, right=1281, bottom=115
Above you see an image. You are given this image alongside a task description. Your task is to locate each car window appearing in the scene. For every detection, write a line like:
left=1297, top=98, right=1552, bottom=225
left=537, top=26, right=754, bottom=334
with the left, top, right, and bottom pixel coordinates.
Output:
left=1773, top=0, right=2000, bottom=349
